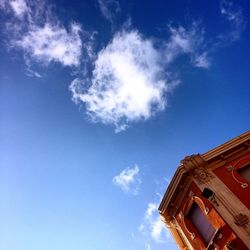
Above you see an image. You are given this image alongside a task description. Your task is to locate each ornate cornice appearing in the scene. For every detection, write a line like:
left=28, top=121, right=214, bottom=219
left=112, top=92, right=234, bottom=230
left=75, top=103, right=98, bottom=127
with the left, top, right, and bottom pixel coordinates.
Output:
left=181, top=154, right=207, bottom=172
left=181, top=154, right=215, bottom=184
left=202, top=131, right=250, bottom=162
left=192, top=167, right=214, bottom=184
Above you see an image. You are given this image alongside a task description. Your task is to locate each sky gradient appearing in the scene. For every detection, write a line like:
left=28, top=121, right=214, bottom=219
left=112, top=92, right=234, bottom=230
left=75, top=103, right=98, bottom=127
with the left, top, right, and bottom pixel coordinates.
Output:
left=0, top=0, right=250, bottom=250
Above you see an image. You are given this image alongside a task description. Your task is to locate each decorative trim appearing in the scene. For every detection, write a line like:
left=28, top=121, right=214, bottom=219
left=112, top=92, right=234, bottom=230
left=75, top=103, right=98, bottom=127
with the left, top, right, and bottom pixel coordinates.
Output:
left=169, top=218, right=179, bottom=229
left=230, top=166, right=248, bottom=188
left=189, top=191, right=194, bottom=197
left=192, top=167, right=214, bottom=184
left=226, top=166, right=234, bottom=172
left=226, top=155, right=250, bottom=188
left=179, top=211, right=183, bottom=219
left=210, top=195, right=220, bottom=207
left=205, top=207, right=210, bottom=214
left=178, top=210, right=196, bottom=240
left=179, top=195, right=211, bottom=241
left=181, top=154, right=207, bottom=172
left=193, top=196, right=210, bottom=215
left=191, top=233, right=195, bottom=240
left=202, top=131, right=250, bottom=162
left=234, top=213, right=249, bottom=227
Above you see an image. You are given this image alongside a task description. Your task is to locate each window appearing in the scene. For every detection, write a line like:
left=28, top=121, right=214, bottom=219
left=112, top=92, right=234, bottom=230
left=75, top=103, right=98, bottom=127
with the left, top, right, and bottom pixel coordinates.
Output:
left=237, top=164, right=250, bottom=183
left=187, top=202, right=215, bottom=245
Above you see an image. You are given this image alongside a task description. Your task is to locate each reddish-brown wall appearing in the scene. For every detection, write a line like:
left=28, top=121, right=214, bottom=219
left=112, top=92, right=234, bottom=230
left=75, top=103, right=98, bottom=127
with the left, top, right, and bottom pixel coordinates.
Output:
left=213, top=152, right=250, bottom=209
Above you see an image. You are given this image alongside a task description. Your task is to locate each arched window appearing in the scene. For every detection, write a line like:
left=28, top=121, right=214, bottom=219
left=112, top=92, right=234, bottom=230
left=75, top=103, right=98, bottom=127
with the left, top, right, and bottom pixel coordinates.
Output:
left=187, top=202, right=215, bottom=244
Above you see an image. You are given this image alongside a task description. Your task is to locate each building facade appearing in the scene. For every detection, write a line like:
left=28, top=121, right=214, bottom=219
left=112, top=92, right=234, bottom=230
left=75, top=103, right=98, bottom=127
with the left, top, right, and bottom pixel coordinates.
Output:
left=159, top=131, right=250, bottom=250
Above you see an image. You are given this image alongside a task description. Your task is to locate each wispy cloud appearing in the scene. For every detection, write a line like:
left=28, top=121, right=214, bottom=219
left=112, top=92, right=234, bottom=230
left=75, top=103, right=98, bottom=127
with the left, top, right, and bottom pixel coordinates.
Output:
left=165, top=22, right=210, bottom=68
left=139, top=202, right=170, bottom=244
left=8, top=0, right=29, bottom=17
left=220, top=0, right=246, bottom=42
left=1, top=0, right=86, bottom=74
left=70, top=29, right=178, bottom=132
left=97, top=0, right=120, bottom=24
left=0, top=0, right=32, bottom=20
left=15, top=22, right=82, bottom=67
left=112, top=165, right=141, bottom=195
left=139, top=177, right=172, bottom=249
left=26, top=67, right=42, bottom=78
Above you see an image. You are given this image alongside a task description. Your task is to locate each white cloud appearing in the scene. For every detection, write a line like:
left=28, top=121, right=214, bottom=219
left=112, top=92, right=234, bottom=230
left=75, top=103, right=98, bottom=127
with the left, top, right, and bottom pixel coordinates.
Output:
left=139, top=178, right=173, bottom=247
left=26, top=68, right=42, bottom=78
left=112, top=165, right=141, bottom=194
left=70, top=24, right=210, bottom=132
left=141, top=202, right=170, bottom=243
left=193, top=52, right=210, bottom=68
left=15, top=22, right=82, bottom=67
left=220, top=0, right=246, bottom=41
left=220, top=1, right=244, bottom=26
left=70, top=29, right=172, bottom=132
left=97, top=0, right=120, bottom=24
left=9, top=0, right=29, bottom=17
left=1, top=0, right=85, bottom=71
left=165, top=22, right=210, bottom=68
left=0, top=0, right=29, bottom=17
left=138, top=224, right=144, bottom=232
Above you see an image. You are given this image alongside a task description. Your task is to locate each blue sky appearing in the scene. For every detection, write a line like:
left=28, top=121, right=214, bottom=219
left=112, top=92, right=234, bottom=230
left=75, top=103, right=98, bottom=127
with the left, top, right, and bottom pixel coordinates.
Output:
left=0, top=0, right=249, bottom=249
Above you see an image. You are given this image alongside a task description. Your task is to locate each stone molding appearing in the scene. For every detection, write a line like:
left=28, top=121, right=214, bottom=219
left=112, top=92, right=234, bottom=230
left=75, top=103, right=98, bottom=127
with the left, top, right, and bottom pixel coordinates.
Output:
left=234, top=213, right=249, bottom=228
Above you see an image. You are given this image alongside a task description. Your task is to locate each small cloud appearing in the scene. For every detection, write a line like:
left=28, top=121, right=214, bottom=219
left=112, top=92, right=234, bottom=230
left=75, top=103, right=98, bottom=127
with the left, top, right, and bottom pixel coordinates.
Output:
left=0, top=0, right=29, bottom=18
left=1, top=0, right=87, bottom=71
left=15, top=22, right=82, bottom=67
left=220, top=0, right=246, bottom=41
left=97, top=0, right=120, bottom=24
left=165, top=22, right=210, bottom=68
left=138, top=224, right=144, bottom=232
left=112, top=165, right=141, bottom=195
left=9, top=0, right=29, bottom=18
left=139, top=178, right=172, bottom=247
left=25, top=68, right=42, bottom=78
left=193, top=52, right=210, bottom=68
left=140, top=202, right=170, bottom=243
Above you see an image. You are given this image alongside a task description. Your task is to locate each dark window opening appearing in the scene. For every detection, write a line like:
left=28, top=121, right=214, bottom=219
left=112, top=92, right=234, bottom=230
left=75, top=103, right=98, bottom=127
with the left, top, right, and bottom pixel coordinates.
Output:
left=187, top=202, right=215, bottom=245
left=237, top=164, right=250, bottom=183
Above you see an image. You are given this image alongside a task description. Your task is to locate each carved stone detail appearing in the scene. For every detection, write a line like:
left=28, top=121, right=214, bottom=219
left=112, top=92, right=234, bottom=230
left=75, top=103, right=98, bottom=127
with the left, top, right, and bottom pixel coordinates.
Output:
left=234, top=213, right=249, bottom=227
left=191, top=232, right=195, bottom=240
left=226, top=165, right=234, bottom=172
left=192, top=167, right=214, bottom=184
left=178, top=211, right=184, bottom=219
left=181, top=154, right=207, bottom=172
left=205, top=206, right=210, bottom=214
left=169, top=218, right=179, bottom=228
left=189, top=191, right=194, bottom=197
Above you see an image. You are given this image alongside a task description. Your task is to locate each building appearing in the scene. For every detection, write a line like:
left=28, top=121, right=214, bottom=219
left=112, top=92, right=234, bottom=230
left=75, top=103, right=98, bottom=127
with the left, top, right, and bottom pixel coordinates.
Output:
left=159, top=131, right=250, bottom=250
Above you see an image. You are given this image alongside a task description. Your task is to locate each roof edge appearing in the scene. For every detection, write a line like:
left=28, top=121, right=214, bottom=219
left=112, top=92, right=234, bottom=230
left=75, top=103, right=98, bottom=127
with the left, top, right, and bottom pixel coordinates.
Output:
left=202, top=131, right=250, bottom=161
